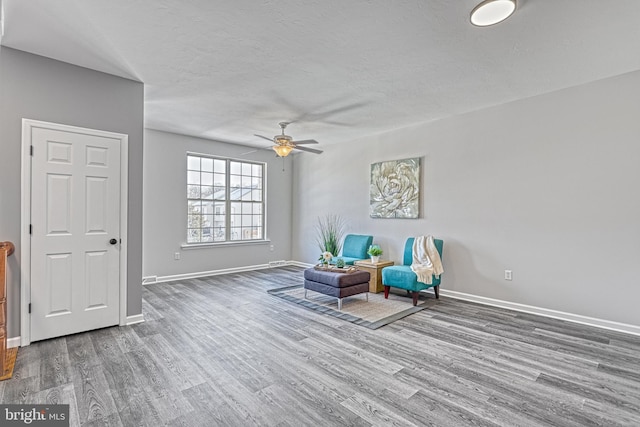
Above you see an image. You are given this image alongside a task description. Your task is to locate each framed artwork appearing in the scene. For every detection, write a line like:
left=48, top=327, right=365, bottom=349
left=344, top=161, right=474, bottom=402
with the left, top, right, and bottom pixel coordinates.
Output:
left=370, top=157, right=420, bottom=218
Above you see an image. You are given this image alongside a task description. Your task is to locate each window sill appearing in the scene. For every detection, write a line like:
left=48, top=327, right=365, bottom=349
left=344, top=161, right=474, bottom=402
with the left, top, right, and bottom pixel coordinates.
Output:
left=181, top=239, right=271, bottom=250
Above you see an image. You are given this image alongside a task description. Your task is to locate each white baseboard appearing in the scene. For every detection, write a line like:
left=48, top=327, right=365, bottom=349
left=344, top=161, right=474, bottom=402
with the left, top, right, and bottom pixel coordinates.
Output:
left=288, top=260, right=314, bottom=268
left=149, top=263, right=271, bottom=284
left=125, top=314, right=145, bottom=325
left=145, top=260, right=317, bottom=285
left=9, top=317, right=144, bottom=347
left=422, top=288, right=640, bottom=337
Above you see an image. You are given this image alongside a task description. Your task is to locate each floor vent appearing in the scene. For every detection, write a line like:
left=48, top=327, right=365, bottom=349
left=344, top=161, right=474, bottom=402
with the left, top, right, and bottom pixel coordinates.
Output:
left=268, top=260, right=288, bottom=268
left=142, top=276, right=158, bottom=285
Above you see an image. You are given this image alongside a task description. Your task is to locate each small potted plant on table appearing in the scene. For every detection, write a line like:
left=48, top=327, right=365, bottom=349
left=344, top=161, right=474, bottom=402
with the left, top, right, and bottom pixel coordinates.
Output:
left=367, top=244, right=383, bottom=263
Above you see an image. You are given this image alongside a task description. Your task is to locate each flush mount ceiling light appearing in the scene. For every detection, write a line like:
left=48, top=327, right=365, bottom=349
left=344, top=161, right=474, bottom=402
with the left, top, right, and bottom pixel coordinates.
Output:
left=470, top=0, right=516, bottom=27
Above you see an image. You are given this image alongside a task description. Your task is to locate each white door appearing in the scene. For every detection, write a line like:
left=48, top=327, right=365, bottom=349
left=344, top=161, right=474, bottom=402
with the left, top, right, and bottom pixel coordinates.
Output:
left=30, top=126, right=121, bottom=342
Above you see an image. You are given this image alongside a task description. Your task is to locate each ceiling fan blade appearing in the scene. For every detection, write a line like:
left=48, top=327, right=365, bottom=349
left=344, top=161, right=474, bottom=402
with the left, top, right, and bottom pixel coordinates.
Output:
left=254, top=134, right=274, bottom=142
left=294, top=145, right=323, bottom=154
left=292, top=139, right=319, bottom=145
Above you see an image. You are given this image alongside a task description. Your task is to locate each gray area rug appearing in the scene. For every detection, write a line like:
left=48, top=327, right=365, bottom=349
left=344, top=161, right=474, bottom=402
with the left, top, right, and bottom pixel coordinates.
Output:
left=267, top=285, right=435, bottom=329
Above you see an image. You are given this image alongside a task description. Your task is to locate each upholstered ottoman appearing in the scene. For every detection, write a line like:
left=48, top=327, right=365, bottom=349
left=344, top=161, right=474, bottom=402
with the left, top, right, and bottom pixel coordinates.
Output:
left=303, top=268, right=370, bottom=310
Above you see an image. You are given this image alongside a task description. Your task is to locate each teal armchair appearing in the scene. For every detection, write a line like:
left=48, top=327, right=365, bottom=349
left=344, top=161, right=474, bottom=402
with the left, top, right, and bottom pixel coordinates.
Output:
left=331, top=234, right=373, bottom=265
left=381, top=237, right=444, bottom=305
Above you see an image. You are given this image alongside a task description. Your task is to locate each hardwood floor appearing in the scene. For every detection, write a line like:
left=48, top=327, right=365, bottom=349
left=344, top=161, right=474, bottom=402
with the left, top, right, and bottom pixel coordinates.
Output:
left=3, top=265, right=640, bottom=426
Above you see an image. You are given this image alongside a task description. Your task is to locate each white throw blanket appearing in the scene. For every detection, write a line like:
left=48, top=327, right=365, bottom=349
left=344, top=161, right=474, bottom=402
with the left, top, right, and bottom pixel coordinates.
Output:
left=411, top=235, right=444, bottom=284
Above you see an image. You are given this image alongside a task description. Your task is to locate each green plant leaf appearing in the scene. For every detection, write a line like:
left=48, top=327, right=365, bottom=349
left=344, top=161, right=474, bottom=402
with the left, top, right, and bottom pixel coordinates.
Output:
left=315, top=214, right=345, bottom=258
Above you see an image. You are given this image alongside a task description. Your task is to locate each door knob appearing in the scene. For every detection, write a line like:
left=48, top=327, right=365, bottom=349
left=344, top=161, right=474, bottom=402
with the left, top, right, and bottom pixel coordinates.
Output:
left=109, top=238, right=118, bottom=245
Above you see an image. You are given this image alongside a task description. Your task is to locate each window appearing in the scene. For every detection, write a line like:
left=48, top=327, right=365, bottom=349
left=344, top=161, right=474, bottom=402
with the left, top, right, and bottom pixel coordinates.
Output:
left=187, top=154, right=265, bottom=244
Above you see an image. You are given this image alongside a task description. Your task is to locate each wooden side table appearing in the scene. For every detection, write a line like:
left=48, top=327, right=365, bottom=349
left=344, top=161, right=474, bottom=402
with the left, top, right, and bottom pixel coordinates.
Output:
left=354, top=260, right=394, bottom=293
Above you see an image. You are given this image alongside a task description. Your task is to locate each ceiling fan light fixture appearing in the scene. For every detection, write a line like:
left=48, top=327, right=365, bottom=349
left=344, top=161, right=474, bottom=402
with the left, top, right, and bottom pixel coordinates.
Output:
left=470, top=0, right=516, bottom=27
left=275, top=135, right=292, bottom=144
left=272, top=145, right=293, bottom=157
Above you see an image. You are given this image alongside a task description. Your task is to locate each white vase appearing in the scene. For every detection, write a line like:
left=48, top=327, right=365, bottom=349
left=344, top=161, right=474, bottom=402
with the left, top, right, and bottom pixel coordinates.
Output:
left=371, top=256, right=380, bottom=263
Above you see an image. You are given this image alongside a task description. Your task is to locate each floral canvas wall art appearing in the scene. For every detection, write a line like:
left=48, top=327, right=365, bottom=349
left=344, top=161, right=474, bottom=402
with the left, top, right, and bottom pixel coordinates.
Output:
left=370, top=157, right=420, bottom=218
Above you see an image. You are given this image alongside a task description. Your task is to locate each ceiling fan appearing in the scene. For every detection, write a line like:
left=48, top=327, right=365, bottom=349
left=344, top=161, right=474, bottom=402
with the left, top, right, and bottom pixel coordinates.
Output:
left=254, top=122, right=323, bottom=157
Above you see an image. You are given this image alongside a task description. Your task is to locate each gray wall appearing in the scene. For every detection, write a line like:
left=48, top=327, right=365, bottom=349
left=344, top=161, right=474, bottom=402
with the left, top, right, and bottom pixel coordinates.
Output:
left=143, top=129, right=292, bottom=278
left=292, top=70, right=640, bottom=327
left=0, top=47, right=144, bottom=337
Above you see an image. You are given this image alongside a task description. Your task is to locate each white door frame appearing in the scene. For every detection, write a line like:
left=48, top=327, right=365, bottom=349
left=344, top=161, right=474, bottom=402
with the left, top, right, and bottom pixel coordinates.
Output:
left=20, top=119, right=129, bottom=346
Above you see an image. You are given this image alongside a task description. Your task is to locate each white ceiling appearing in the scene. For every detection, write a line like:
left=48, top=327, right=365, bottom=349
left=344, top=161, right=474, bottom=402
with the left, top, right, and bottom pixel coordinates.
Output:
left=2, top=0, right=640, bottom=150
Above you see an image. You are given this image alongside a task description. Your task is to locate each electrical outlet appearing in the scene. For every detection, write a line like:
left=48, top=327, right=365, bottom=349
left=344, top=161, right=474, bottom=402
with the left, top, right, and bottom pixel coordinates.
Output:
left=504, top=270, right=512, bottom=281
left=174, top=252, right=181, bottom=260
left=269, top=244, right=275, bottom=252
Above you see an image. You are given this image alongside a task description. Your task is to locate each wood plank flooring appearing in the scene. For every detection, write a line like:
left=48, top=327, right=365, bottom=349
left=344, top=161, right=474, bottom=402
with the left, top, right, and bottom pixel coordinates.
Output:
left=2, top=266, right=640, bottom=426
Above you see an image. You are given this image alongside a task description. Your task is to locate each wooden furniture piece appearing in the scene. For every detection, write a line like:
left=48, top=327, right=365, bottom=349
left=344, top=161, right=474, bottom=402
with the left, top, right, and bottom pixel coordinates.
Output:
left=354, top=260, right=394, bottom=293
left=303, top=268, right=370, bottom=310
left=1, top=241, right=18, bottom=381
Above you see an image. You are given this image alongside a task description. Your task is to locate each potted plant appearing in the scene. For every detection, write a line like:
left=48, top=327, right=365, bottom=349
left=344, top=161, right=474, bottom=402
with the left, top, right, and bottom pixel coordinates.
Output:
left=367, top=244, right=383, bottom=263
left=315, top=214, right=345, bottom=258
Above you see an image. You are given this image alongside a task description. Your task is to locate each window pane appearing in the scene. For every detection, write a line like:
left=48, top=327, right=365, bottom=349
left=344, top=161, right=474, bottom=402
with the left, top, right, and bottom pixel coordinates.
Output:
left=252, top=164, right=262, bottom=177
left=252, top=177, right=261, bottom=189
left=213, top=173, right=225, bottom=186
left=188, top=214, right=201, bottom=229
left=214, top=159, right=226, bottom=173
left=229, top=174, right=241, bottom=189
left=253, top=204, right=262, bottom=215
left=187, top=156, right=200, bottom=171
left=187, top=171, right=200, bottom=185
left=201, top=157, right=214, bottom=172
left=230, top=228, right=241, bottom=240
left=187, top=185, right=200, bottom=199
left=201, top=172, right=213, bottom=186
left=201, top=201, right=214, bottom=214
left=229, top=188, right=241, bottom=201
left=241, top=176, right=251, bottom=188
left=230, top=203, right=241, bottom=228
left=230, top=202, right=241, bottom=215
left=251, top=189, right=262, bottom=201
left=241, top=215, right=252, bottom=226
left=214, top=202, right=226, bottom=215
left=238, top=188, right=251, bottom=201
left=201, top=230, right=213, bottom=242
left=230, top=161, right=241, bottom=175
left=213, top=227, right=225, bottom=241
left=242, top=191, right=251, bottom=201
left=188, top=228, right=201, bottom=243
left=253, top=227, right=263, bottom=239
left=202, top=214, right=213, bottom=227
left=252, top=215, right=262, bottom=227
left=241, top=202, right=252, bottom=214
left=230, top=213, right=241, bottom=227
left=201, top=186, right=214, bottom=199
left=242, top=163, right=252, bottom=175
left=241, top=227, right=252, bottom=239
left=188, top=200, right=201, bottom=213
left=213, top=186, right=226, bottom=200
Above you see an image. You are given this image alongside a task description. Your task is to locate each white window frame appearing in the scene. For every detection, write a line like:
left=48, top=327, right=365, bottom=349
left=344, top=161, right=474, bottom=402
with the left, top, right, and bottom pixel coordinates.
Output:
left=185, top=152, right=267, bottom=247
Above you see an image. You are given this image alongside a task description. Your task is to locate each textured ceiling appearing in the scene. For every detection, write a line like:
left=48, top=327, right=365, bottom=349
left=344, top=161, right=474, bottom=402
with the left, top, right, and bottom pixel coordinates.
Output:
left=2, top=0, right=640, bottom=150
